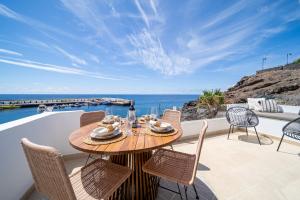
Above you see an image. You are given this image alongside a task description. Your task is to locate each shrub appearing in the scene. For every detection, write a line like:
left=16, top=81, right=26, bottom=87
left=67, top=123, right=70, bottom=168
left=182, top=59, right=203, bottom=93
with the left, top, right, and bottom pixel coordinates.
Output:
left=198, top=89, right=224, bottom=108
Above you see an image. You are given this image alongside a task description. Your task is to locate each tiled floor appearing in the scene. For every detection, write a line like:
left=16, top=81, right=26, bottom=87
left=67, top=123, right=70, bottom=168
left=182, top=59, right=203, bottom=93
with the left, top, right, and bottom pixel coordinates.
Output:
left=28, top=132, right=300, bottom=200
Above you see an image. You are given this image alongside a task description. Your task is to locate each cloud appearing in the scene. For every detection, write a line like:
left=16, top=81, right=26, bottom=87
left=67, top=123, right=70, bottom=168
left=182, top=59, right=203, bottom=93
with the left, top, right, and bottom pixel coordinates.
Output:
left=209, top=66, right=238, bottom=72
left=87, top=53, right=100, bottom=64
left=0, top=48, right=22, bottom=56
left=54, top=46, right=87, bottom=65
left=23, top=37, right=49, bottom=49
left=60, top=0, right=125, bottom=48
left=2, top=0, right=297, bottom=79
left=129, top=29, right=191, bottom=75
left=134, top=0, right=150, bottom=28
left=0, top=4, right=75, bottom=39
left=0, top=4, right=23, bottom=21
left=202, top=0, right=247, bottom=28
left=116, top=60, right=139, bottom=66
left=150, top=0, right=157, bottom=15
left=0, top=57, right=120, bottom=80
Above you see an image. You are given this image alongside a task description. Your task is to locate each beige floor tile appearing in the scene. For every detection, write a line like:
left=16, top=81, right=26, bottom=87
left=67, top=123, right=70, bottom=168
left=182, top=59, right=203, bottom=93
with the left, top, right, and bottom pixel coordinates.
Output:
left=28, top=132, right=300, bottom=200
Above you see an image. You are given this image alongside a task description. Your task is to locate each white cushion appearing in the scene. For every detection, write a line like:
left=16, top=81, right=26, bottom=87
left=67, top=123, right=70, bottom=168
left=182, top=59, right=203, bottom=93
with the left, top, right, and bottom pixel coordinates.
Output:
left=260, top=99, right=280, bottom=113
left=247, top=98, right=265, bottom=111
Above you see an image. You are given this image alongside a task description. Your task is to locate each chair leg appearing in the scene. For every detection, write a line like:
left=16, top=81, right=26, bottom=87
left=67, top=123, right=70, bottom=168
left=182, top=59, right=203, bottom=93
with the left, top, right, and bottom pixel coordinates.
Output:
left=277, top=134, right=285, bottom=151
left=170, top=145, right=174, bottom=150
left=184, top=185, right=188, bottom=200
left=254, top=127, right=261, bottom=145
left=227, top=125, right=232, bottom=139
left=192, top=183, right=199, bottom=199
left=85, top=154, right=92, bottom=166
left=177, top=183, right=183, bottom=200
left=246, top=127, right=248, bottom=136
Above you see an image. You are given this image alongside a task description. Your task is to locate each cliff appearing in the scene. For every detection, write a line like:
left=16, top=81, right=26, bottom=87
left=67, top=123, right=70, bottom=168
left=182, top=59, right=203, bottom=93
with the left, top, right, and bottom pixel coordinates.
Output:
left=224, top=63, right=300, bottom=105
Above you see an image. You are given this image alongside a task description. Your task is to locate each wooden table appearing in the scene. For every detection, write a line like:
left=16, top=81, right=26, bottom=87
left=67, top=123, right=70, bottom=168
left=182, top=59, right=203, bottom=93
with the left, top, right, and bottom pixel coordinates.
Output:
left=69, top=121, right=182, bottom=200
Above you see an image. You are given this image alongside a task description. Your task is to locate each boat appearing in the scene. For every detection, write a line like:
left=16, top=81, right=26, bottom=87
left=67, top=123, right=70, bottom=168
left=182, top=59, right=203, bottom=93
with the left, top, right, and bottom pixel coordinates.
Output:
left=0, top=105, right=20, bottom=110
left=88, top=102, right=98, bottom=106
left=71, top=103, right=81, bottom=107
left=37, top=105, right=53, bottom=113
left=101, top=101, right=112, bottom=105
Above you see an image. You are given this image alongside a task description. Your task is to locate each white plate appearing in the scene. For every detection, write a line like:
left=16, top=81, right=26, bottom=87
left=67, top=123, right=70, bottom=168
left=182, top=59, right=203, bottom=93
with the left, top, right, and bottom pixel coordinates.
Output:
left=90, top=127, right=121, bottom=139
left=150, top=122, right=174, bottom=133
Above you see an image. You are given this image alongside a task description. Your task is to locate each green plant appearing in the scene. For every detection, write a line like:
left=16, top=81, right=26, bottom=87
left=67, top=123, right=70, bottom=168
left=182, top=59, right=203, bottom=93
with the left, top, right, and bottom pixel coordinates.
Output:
left=199, top=89, right=224, bottom=108
left=198, top=89, right=224, bottom=117
left=293, top=57, right=300, bottom=64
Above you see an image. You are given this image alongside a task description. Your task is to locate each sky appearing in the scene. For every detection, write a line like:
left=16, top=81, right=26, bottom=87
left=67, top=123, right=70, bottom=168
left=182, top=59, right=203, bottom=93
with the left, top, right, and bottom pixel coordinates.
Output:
left=0, top=0, right=300, bottom=94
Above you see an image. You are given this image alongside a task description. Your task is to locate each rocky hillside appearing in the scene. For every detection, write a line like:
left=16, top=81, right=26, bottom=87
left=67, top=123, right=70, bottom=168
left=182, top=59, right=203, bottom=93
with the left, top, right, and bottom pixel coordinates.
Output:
left=181, top=61, right=300, bottom=121
left=224, top=63, right=300, bottom=105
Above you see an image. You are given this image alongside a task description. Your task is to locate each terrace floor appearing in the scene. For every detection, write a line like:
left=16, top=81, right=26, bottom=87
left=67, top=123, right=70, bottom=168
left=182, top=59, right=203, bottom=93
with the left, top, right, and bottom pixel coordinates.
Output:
left=28, top=131, right=300, bottom=200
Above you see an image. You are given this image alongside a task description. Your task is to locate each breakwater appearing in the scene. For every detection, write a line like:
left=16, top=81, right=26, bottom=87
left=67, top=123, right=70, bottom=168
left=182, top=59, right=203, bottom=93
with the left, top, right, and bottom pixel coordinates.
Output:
left=0, top=97, right=131, bottom=108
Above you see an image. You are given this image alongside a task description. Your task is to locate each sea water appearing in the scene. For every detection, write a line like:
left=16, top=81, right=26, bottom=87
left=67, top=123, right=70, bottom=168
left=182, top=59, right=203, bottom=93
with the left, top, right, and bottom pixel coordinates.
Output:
left=0, top=94, right=197, bottom=124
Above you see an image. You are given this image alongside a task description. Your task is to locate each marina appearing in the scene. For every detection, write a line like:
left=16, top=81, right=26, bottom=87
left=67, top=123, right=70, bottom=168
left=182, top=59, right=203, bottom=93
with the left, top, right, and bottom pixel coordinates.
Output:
left=0, top=97, right=131, bottom=109
left=0, top=94, right=197, bottom=124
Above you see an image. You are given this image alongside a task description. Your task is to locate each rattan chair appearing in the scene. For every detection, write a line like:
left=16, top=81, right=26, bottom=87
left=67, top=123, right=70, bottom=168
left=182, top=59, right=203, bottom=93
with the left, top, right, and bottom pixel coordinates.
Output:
left=162, top=109, right=181, bottom=125
left=143, top=121, right=208, bottom=200
left=162, top=109, right=181, bottom=150
left=80, top=111, right=106, bottom=164
left=21, top=138, right=131, bottom=200
left=277, top=117, right=300, bottom=151
left=226, top=107, right=261, bottom=145
left=80, top=111, right=105, bottom=127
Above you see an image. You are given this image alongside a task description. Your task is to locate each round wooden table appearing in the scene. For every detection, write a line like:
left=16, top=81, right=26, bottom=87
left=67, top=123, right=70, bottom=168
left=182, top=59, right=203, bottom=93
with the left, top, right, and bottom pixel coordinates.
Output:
left=69, top=121, right=182, bottom=200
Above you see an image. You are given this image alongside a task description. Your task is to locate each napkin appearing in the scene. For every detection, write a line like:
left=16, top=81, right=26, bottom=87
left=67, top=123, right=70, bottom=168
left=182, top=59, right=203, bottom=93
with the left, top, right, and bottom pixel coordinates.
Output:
left=102, top=115, right=120, bottom=124
left=93, top=122, right=120, bottom=137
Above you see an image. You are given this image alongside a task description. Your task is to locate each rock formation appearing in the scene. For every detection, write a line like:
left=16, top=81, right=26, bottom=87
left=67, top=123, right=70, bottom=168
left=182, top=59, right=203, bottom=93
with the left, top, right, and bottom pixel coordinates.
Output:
left=181, top=62, right=300, bottom=121
left=224, top=63, right=300, bottom=105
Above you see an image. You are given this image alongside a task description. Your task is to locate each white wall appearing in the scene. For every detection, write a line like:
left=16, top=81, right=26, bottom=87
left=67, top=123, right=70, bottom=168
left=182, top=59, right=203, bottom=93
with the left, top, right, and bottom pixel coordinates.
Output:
left=226, top=103, right=300, bottom=141
left=279, top=105, right=300, bottom=114
left=1, top=107, right=296, bottom=200
left=254, top=117, right=287, bottom=137
left=0, top=111, right=228, bottom=200
left=0, top=111, right=83, bottom=200
left=181, top=118, right=228, bottom=137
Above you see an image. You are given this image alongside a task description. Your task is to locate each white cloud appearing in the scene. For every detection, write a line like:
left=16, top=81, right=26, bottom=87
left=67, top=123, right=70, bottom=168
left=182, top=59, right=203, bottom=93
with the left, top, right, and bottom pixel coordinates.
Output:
left=24, top=37, right=49, bottom=49
left=0, top=4, right=23, bottom=21
left=129, top=29, right=191, bottom=75
left=87, top=53, right=100, bottom=64
left=150, top=0, right=157, bottom=15
left=1, top=0, right=295, bottom=78
left=0, top=4, right=75, bottom=39
left=0, top=48, right=22, bottom=56
left=202, top=0, right=246, bottom=28
left=134, top=0, right=150, bottom=28
left=0, top=57, right=120, bottom=80
left=60, top=0, right=124, bottom=48
left=54, top=46, right=87, bottom=65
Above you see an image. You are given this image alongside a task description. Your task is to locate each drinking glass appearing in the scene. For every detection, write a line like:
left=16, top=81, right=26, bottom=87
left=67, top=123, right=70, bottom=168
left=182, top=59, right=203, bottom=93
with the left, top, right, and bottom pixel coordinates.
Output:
left=150, top=106, right=158, bottom=119
left=105, top=107, right=113, bottom=116
left=127, top=111, right=136, bottom=135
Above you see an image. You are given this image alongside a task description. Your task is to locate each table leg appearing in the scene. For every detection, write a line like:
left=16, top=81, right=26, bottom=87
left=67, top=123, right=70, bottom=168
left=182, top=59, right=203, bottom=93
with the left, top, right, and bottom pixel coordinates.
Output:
left=109, top=152, right=158, bottom=200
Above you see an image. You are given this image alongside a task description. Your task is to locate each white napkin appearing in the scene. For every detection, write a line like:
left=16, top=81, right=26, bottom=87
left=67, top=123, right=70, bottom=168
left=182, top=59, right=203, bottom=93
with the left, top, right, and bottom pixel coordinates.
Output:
left=92, top=122, right=120, bottom=138
left=149, top=121, right=172, bottom=131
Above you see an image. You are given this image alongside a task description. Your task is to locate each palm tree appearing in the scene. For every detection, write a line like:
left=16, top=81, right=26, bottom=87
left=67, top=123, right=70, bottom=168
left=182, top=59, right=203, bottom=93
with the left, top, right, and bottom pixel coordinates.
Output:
left=198, top=89, right=224, bottom=117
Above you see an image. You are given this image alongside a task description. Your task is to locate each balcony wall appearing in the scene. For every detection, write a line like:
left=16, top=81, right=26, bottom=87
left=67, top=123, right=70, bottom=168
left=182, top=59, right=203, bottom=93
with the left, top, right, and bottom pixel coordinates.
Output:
left=2, top=105, right=298, bottom=200
left=0, top=111, right=83, bottom=200
left=0, top=110, right=229, bottom=200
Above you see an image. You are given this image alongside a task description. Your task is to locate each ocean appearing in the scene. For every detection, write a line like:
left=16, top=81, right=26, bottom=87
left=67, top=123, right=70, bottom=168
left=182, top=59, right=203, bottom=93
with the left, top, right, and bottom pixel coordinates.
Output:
left=0, top=94, right=198, bottom=124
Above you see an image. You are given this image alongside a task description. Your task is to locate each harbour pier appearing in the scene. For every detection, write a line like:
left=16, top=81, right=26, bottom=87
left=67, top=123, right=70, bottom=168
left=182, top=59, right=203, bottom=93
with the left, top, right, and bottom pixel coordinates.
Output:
left=0, top=97, right=131, bottom=108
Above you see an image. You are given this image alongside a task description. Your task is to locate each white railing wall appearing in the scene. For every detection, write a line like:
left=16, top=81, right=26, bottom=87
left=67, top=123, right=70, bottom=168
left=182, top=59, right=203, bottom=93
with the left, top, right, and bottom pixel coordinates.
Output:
left=0, top=111, right=83, bottom=200
left=0, top=110, right=229, bottom=200
left=2, top=104, right=299, bottom=200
